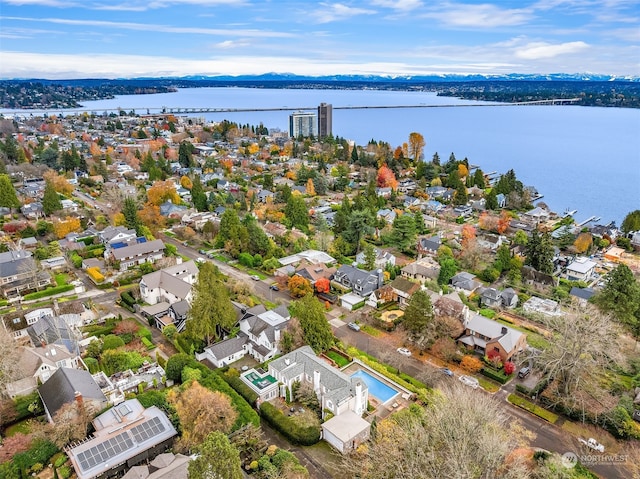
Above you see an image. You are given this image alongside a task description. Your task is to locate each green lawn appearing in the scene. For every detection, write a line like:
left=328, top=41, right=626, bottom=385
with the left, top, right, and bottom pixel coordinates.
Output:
left=54, top=273, right=69, bottom=286
left=325, top=350, right=350, bottom=368
left=360, top=324, right=383, bottom=337
left=508, top=394, right=559, bottom=423
left=497, top=319, right=550, bottom=350
left=475, top=376, right=501, bottom=393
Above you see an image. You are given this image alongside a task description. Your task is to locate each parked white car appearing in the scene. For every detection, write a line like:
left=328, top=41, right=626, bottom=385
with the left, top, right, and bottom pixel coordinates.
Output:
left=458, top=375, right=479, bottom=389
left=578, top=438, right=604, bottom=452
left=396, top=347, right=411, bottom=357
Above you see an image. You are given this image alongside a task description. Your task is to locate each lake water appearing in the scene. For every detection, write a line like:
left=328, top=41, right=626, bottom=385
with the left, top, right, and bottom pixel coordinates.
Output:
left=6, top=87, right=640, bottom=225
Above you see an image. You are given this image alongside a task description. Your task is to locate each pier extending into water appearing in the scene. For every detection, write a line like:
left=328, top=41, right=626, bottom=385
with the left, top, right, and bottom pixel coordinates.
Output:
left=2, top=98, right=581, bottom=116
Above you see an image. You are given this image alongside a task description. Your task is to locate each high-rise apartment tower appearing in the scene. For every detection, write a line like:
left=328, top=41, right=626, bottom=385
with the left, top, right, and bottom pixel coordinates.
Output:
left=317, top=103, right=332, bottom=138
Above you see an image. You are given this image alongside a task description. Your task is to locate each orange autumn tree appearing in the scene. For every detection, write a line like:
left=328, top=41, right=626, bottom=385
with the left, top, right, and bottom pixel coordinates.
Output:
left=377, top=164, right=398, bottom=190
left=461, top=224, right=477, bottom=249
left=138, top=203, right=166, bottom=233
left=478, top=212, right=499, bottom=232
left=458, top=163, right=469, bottom=179
left=315, top=277, right=330, bottom=294
left=306, top=178, right=316, bottom=196
left=573, top=232, right=593, bottom=253
left=146, top=180, right=181, bottom=206
left=180, top=175, right=193, bottom=190
left=288, top=275, right=313, bottom=298
left=43, top=171, right=73, bottom=196
left=497, top=211, right=511, bottom=234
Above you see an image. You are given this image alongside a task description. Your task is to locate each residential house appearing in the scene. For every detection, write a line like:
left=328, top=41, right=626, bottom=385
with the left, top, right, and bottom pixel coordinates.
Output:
left=159, top=200, right=187, bottom=218
left=376, top=208, right=397, bottom=225
left=603, top=246, right=625, bottom=263
left=453, top=205, right=472, bottom=217
left=416, top=235, right=441, bottom=258
left=294, top=261, right=336, bottom=286
left=120, top=453, right=191, bottom=479
left=26, top=308, right=82, bottom=352
left=98, top=226, right=137, bottom=246
left=564, top=256, right=597, bottom=282
left=630, top=231, right=640, bottom=251
left=450, top=272, right=481, bottom=296
left=0, top=250, right=51, bottom=298
left=477, top=234, right=504, bottom=251
left=278, top=249, right=336, bottom=267
left=18, top=236, right=38, bottom=249
left=479, top=287, right=519, bottom=309
left=20, top=202, right=44, bottom=219
left=523, top=296, right=562, bottom=317
left=433, top=294, right=470, bottom=323
left=397, top=178, right=416, bottom=193
left=4, top=345, right=82, bottom=398
left=39, top=367, right=109, bottom=422
left=200, top=304, right=290, bottom=367
left=110, top=239, right=165, bottom=271
left=522, top=206, right=550, bottom=224
left=425, top=200, right=445, bottom=213
left=522, top=265, right=558, bottom=288
left=401, top=258, right=440, bottom=283
left=333, top=265, right=384, bottom=297
left=355, top=248, right=396, bottom=270
left=458, top=314, right=527, bottom=363
left=368, top=277, right=420, bottom=309
left=569, top=286, right=595, bottom=305
left=139, top=261, right=198, bottom=306
left=262, top=346, right=369, bottom=419
left=422, top=214, right=437, bottom=229
left=67, top=399, right=178, bottom=479
left=181, top=211, right=216, bottom=230
left=256, top=189, right=275, bottom=203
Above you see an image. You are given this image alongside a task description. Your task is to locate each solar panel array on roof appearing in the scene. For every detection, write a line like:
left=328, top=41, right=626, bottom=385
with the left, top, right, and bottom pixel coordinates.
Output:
left=131, top=416, right=166, bottom=443
left=77, top=431, right=134, bottom=471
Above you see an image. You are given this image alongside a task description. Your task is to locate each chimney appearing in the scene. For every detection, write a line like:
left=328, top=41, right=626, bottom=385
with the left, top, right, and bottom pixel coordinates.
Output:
left=313, top=370, right=321, bottom=392
left=74, top=391, right=83, bottom=408
left=501, top=326, right=508, bottom=335
left=284, top=358, right=290, bottom=366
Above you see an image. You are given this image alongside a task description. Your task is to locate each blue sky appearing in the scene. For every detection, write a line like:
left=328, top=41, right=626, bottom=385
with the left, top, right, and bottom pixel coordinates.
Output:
left=1, top=0, right=638, bottom=79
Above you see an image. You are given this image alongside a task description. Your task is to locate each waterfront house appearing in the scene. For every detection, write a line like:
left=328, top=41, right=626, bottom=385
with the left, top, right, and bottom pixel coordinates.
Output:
left=564, top=256, right=597, bottom=282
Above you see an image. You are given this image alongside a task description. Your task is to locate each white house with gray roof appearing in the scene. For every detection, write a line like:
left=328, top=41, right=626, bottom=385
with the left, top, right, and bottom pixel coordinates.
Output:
left=332, top=265, right=383, bottom=297
left=266, top=346, right=368, bottom=419
left=199, top=304, right=290, bottom=367
left=139, top=260, right=198, bottom=306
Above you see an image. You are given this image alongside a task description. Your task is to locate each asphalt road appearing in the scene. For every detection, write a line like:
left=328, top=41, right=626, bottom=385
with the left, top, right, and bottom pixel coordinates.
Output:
left=334, top=324, right=630, bottom=479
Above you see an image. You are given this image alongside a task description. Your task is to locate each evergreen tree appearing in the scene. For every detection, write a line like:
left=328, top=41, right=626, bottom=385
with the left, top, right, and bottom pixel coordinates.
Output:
left=390, top=214, right=417, bottom=251
left=284, top=194, right=308, bottom=230
left=290, top=295, right=334, bottom=353
left=0, top=174, right=21, bottom=210
left=524, top=230, right=554, bottom=274
left=403, top=289, right=435, bottom=339
left=595, top=264, right=640, bottom=333
left=362, top=243, right=377, bottom=270
left=432, top=152, right=440, bottom=166
left=485, top=189, right=499, bottom=210
left=244, top=215, right=270, bottom=256
left=42, top=180, right=62, bottom=216
left=191, top=175, right=208, bottom=212
left=473, top=169, right=485, bottom=188
left=438, top=257, right=458, bottom=285
left=178, top=141, right=194, bottom=168
left=186, top=262, right=237, bottom=345
left=122, top=197, right=140, bottom=233
left=621, top=210, right=640, bottom=234
left=351, top=145, right=359, bottom=164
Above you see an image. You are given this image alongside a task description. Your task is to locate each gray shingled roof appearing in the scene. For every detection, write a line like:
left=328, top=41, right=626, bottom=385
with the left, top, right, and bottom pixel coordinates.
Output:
left=113, top=239, right=165, bottom=261
left=38, top=368, right=107, bottom=419
left=206, top=336, right=247, bottom=360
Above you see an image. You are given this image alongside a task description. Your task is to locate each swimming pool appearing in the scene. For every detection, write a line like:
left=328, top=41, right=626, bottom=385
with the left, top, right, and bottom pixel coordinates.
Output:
left=350, top=369, right=399, bottom=404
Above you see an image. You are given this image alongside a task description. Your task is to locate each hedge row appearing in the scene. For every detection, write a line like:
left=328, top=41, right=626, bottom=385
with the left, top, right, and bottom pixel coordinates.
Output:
left=141, top=337, right=154, bottom=350
left=120, top=292, right=136, bottom=306
left=23, top=284, right=74, bottom=300
left=216, top=368, right=259, bottom=405
left=481, top=367, right=511, bottom=384
left=259, top=402, right=321, bottom=446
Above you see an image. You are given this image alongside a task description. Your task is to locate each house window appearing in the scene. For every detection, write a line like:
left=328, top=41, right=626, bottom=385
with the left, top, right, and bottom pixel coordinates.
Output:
left=326, top=400, right=333, bottom=410
left=306, top=374, right=312, bottom=382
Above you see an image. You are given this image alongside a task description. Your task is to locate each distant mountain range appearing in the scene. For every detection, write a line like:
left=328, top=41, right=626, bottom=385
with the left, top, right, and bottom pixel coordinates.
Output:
left=169, top=72, right=640, bottom=83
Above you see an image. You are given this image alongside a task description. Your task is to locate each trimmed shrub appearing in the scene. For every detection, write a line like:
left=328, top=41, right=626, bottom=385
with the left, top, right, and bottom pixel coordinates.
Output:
left=120, top=292, right=136, bottom=307
left=141, top=337, right=154, bottom=350
left=259, top=402, right=321, bottom=446
left=84, top=357, right=99, bottom=374
left=23, top=285, right=73, bottom=300
left=481, top=367, right=510, bottom=384
left=165, top=354, right=193, bottom=382
left=87, top=267, right=105, bottom=283
left=137, top=326, right=152, bottom=341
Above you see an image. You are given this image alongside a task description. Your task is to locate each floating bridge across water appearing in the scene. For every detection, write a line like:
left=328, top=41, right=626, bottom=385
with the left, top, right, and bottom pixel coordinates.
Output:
left=2, top=98, right=581, bottom=116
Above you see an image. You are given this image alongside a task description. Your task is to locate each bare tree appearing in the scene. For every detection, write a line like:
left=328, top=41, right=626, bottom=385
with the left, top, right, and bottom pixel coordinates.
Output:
left=533, top=303, right=622, bottom=400
left=47, top=401, right=94, bottom=448
left=0, top=326, right=21, bottom=400
left=343, top=383, right=532, bottom=479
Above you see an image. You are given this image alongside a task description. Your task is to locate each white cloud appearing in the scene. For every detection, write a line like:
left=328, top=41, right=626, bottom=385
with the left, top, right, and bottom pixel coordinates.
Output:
left=515, top=40, right=589, bottom=59
left=422, top=2, right=533, bottom=28
left=370, top=0, right=423, bottom=11
left=94, top=0, right=248, bottom=11
left=3, top=0, right=77, bottom=6
left=1, top=16, right=296, bottom=38
left=312, top=3, right=377, bottom=24
left=212, top=39, right=252, bottom=49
